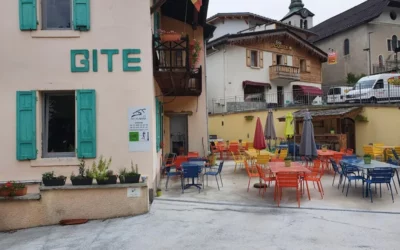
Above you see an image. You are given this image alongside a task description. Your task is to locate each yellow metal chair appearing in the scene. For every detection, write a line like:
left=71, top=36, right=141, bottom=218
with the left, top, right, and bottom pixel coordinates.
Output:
left=373, top=143, right=384, bottom=161
left=256, top=155, right=270, bottom=168
left=247, top=142, right=254, bottom=150
left=232, top=152, right=245, bottom=173
left=279, top=149, right=288, bottom=160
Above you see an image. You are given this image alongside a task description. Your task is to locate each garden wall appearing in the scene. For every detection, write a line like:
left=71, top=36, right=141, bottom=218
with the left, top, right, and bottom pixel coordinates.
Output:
left=0, top=183, right=149, bottom=232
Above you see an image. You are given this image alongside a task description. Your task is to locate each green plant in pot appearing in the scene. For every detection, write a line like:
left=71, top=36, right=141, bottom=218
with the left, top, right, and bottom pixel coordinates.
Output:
left=91, top=156, right=117, bottom=185
left=119, top=161, right=141, bottom=184
left=284, top=156, right=292, bottom=167
left=364, top=154, right=372, bottom=164
left=42, top=171, right=66, bottom=187
left=156, top=188, right=162, bottom=197
left=330, top=128, right=335, bottom=134
left=71, top=159, right=94, bottom=186
left=321, top=145, right=328, bottom=152
left=0, top=181, right=27, bottom=197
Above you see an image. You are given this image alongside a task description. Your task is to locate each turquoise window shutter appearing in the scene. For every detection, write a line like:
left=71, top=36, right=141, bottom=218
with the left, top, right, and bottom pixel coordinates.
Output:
left=19, top=0, right=37, bottom=31
left=153, top=0, right=160, bottom=37
left=73, top=0, right=90, bottom=31
left=156, top=98, right=161, bottom=152
left=77, top=90, right=96, bottom=158
left=16, top=91, right=37, bottom=160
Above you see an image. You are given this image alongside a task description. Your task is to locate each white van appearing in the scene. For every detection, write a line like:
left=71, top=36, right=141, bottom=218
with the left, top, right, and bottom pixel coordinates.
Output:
left=327, top=86, right=352, bottom=104
left=346, top=74, right=400, bottom=103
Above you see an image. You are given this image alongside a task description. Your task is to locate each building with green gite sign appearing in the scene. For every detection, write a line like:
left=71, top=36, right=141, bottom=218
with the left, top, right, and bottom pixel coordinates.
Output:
left=0, top=0, right=214, bottom=227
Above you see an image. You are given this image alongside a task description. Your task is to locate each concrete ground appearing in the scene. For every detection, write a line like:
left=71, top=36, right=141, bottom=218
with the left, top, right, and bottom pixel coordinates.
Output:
left=1, top=161, right=400, bottom=250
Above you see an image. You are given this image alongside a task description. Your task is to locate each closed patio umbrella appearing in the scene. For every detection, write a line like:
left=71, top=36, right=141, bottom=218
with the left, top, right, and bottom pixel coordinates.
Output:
left=264, top=109, right=277, bottom=150
left=299, top=112, right=318, bottom=158
left=253, top=117, right=266, bottom=151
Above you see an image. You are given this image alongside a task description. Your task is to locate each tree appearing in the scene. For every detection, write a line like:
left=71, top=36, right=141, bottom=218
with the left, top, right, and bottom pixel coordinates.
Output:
left=346, top=73, right=367, bottom=85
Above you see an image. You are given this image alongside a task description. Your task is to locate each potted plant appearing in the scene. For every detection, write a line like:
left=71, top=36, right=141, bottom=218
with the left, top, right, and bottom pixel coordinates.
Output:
left=119, top=161, right=141, bottom=184
left=0, top=181, right=27, bottom=197
left=42, top=172, right=66, bottom=186
left=91, top=156, right=117, bottom=185
left=284, top=156, right=292, bottom=167
left=321, top=145, right=328, bottom=152
left=330, top=128, right=335, bottom=134
left=71, top=159, right=94, bottom=186
left=364, top=154, right=372, bottom=164
left=245, top=115, right=254, bottom=121
left=158, top=29, right=181, bottom=42
left=190, top=39, right=201, bottom=68
left=208, top=152, right=216, bottom=166
left=156, top=188, right=162, bottom=197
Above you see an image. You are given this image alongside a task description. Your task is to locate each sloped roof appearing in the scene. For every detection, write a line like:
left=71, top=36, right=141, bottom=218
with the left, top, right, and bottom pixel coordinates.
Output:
left=207, top=12, right=317, bottom=37
left=309, top=0, right=400, bottom=43
left=206, top=29, right=327, bottom=61
left=278, top=107, right=362, bottom=121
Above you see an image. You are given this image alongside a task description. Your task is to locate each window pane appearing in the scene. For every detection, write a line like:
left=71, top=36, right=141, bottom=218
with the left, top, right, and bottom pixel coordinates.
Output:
left=42, top=0, right=71, bottom=29
left=388, top=39, right=392, bottom=51
left=251, top=51, right=258, bottom=67
left=45, top=93, right=75, bottom=154
left=392, top=35, right=398, bottom=51
left=334, top=88, right=341, bottom=95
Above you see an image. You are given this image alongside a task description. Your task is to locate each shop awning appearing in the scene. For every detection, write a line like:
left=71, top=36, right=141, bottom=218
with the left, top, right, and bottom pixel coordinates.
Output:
left=242, top=81, right=271, bottom=89
left=294, top=85, right=323, bottom=96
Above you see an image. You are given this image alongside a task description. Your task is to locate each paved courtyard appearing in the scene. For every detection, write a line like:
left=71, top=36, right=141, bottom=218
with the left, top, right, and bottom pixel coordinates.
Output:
left=1, top=161, right=400, bottom=250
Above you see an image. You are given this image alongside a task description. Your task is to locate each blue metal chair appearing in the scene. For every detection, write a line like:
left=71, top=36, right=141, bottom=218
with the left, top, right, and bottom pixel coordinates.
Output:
left=341, top=162, right=364, bottom=197
left=204, top=161, right=224, bottom=190
left=330, top=158, right=344, bottom=189
left=182, top=163, right=202, bottom=193
left=342, top=155, right=358, bottom=161
left=364, top=167, right=394, bottom=203
left=386, top=159, right=399, bottom=194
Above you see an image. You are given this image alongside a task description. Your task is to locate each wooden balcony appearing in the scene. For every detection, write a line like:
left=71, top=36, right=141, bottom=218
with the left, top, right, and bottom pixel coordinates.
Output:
left=269, top=65, right=300, bottom=82
left=153, top=35, right=202, bottom=96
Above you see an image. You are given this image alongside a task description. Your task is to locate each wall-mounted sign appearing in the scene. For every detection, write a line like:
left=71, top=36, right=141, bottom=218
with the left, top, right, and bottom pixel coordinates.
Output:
left=127, top=188, right=141, bottom=198
left=128, top=107, right=151, bottom=152
left=71, top=49, right=141, bottom=72
left=272, top=40, right=292, bottom=50
left=328, top=52, right=337, bottom=65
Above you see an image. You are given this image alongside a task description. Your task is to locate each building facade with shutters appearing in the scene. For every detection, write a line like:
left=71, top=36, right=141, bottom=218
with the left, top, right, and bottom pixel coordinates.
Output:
left=206, top=13, right=327, bottom=114
left=310, top=0, right=400, bottom=86
left=0, top=0, right=212, bottom=192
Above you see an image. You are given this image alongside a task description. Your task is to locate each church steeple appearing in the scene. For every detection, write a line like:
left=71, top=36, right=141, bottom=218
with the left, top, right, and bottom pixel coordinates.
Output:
left=289, top=0, right=304, bottom=12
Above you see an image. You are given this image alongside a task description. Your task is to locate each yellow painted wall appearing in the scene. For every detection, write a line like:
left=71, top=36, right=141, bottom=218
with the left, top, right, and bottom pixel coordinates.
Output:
left=208, top=109, right=298, bottom=143
left=355, top=106, right=400, bottom=154
left=209, top=106, right=400, bottom=155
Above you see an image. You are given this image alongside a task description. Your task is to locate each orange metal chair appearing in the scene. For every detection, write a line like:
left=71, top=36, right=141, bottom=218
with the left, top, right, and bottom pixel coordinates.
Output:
left=340, top=148, right=346, bottom=153
left=188, top=152, right=199, bottom=158
left=256, top=164, right=276, bottom=197
left=173, top=156, right=188, bottom=171
left=346, top=148, right=354, bottom=156
left=304, top=161, right=324, bottom=199
left=244, top=160, right=259, bottom=192
left=333, top=153, right=343, bottom=164
left=232, top=151, right=245, bottom=173
left=271, top=158, right=284, bottom=162
left=275, top=172, right=301, bottom=208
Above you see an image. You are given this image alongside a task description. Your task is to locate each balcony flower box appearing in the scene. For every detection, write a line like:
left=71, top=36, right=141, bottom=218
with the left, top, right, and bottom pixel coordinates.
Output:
left=159, top=30, right=182, bottom=42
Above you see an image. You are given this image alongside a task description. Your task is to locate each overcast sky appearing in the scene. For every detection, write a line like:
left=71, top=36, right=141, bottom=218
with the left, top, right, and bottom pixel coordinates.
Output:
left=208, top=0, right=365, bottom=25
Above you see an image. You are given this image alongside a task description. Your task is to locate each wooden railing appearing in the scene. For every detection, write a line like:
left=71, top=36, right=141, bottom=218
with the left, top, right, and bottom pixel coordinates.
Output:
left=153, top=35, right=190, bottom=72
left=269, top=65, right=300, bottom=81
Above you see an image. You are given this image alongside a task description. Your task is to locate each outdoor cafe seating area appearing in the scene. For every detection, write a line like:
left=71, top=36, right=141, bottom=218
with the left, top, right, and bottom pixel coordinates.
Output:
left=160, top=111, right=400, bottom=208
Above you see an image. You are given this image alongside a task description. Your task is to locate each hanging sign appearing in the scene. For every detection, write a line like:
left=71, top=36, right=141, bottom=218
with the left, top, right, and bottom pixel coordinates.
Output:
left=328, top=52, right=337, bottom=65
left=128, top=107, right=151, bottom=152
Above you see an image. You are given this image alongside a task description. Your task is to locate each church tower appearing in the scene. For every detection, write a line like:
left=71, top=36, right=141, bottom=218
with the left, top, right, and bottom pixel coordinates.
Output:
left=281, top=0, right=314, bottom=29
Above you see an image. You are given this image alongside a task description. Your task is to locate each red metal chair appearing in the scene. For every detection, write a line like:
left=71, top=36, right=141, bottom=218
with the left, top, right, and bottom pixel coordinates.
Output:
left=188, top=152, right=199, bottom=158
left=244, top=160, right=259, bottom=192
left=346, top=149, right=354, bottom=156
left=256, top=164, right=276, bottom=197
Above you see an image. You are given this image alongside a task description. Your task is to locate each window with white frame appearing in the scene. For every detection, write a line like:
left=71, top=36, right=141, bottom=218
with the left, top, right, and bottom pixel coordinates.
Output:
left=43, top=92, right=76, bottom=158
left=250, top=50, right=259, bottom=67
left=41, top=0, right=72, bottom=30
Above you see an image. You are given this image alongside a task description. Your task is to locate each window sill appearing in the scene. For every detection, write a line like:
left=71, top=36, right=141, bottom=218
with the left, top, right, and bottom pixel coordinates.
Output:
left=31, top=30, right=81, bottom=38
left=250, top=66, right=261, bottom=69
left=30, top=158, right=81, bottom=167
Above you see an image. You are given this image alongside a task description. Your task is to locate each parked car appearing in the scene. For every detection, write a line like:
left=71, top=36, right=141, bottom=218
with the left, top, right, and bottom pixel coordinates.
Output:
left=346, top=74, right=400, bottom=103
left=327, top=86, right=352, bottom=104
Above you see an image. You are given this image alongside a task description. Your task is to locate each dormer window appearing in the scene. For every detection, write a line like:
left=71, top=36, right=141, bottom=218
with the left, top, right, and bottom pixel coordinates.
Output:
left=304, top=20, right=308, bottom=29
left=300, top=20, right=303, bottom=29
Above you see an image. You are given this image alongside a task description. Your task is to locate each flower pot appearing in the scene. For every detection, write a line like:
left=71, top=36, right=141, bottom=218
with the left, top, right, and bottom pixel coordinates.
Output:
left=119, top=175, right=141, bottom=184
left=43, top=178, right=66, bottom=187
left=0, top=190, right=10, bottom=196
left=322, top=146, right=328, bottom=152
left=285, top=160, right=291, bottom=167
left=364, top=156, right=372, bottom=164
left=160, top=33, right=181, bottom=42
left=13, top=187, right=27, bottom=196
left=330, top=130, right=335, bottom=134
left=156, top=190, right=162, bottom=197
left=96, top=175, right=117, bottom=185
left=71, top=177, right=93, bottom=186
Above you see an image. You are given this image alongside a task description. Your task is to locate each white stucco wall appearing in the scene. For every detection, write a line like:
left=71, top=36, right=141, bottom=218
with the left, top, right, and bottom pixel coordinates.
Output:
left=206, top=49, right=226, bottom=111
left=0, top=0, right=157, bottom=185
left=210, top=19, right=249, bottom=41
